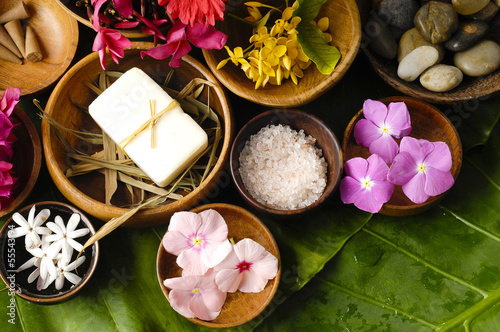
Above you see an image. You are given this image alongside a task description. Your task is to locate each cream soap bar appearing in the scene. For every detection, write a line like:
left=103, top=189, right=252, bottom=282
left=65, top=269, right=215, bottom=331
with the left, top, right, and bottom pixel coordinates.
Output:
left=89, top=67, right=208, bottom=187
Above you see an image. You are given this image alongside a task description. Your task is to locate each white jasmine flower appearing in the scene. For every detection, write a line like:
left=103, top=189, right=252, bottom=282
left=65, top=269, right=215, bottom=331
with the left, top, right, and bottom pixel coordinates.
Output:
left=8, top=206, right=51, bottom=249
left=26, top=239, right=62, bottom=291
left=45, top=213, right=90, bottom=264
left=55, top=256, right=86, bottom=290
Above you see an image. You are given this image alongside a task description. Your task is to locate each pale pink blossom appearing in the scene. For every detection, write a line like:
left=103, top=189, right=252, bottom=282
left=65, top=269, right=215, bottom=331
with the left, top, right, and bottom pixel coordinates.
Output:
left=162, top=210, right=232, bottom=276
left=214, top=238, right=278, bottom=293
left=163, top=269, right=226, bottom=321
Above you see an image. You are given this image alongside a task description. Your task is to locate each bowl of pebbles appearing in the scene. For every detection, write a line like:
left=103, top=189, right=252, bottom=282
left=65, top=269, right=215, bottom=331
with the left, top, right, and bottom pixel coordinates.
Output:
left=362, top=0, right=500, bottom=104
left=230, top=109, right=343, bottom=216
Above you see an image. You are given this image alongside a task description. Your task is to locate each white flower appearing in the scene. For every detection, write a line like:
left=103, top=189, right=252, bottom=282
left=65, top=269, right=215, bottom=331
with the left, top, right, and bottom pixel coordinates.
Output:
left=55, top=256, right=86, bottom=290
left=45, top=213, right=90, bottom=264
left=8, top=206, right=51, bottom=249
left=26, top=239, right=62, bottom=291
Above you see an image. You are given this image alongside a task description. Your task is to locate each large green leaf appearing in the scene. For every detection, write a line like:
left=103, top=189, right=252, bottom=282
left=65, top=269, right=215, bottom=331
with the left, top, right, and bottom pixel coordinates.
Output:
left=255, top=121, right=500, bottom=331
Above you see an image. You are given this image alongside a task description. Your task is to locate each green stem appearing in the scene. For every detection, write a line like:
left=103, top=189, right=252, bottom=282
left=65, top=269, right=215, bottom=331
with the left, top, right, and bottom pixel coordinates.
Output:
left=227, top=12, right=256, bottom=26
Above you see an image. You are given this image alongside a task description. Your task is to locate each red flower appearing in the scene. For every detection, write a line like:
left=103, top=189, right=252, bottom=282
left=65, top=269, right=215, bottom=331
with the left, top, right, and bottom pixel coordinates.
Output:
left=159, top=0, right=227, bottom=26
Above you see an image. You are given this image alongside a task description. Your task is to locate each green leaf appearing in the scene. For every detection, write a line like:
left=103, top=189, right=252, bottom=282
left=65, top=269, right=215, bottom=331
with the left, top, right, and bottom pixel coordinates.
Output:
left=292, top=0, right=327, bottom=23
left=296, top=23, right=341, bottom=75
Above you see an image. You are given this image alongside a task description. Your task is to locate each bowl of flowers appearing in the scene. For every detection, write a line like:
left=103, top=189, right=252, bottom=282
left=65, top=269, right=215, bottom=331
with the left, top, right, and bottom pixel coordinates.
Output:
left=0, top=201, right=99, bottom=303
left=341, top=96, right=462, bottom=216
left=203, top=0, right=362, bottom=107
left=157, top=203, right=280, bottom=328
left=0, top=88, right=42, bottom=218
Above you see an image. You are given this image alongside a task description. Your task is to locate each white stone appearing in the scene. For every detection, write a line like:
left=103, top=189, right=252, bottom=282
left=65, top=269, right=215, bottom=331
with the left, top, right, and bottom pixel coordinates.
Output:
left=397, top=46, right=440, bottom=82
left=420, top=64, right=463, bottom=92
left=89, top=67, right=208, bottom=187
left=454, top=40, right=500, bottom=77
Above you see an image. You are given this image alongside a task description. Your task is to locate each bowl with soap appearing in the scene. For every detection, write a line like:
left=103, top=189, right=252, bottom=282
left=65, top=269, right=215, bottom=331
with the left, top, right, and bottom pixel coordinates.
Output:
left=362, top=1, right=500, bottom=104
left=42, top=42, right=233, bottom=226
left=230, top=109, right=343, bottom=216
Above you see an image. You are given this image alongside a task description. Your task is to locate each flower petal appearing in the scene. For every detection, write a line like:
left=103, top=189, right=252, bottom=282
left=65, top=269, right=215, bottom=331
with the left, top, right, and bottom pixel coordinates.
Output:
left=370, top=179, right=394, bottom=205
left=402, top=171, right=429, bottom=204
left=368, top=134, right=399, bottom=164
left=366, top=154, right=391, bottom=181
left=340, top=176, right=363, bottom=204
left=399, top=137, right=434, bottom=164
left=197, top=209, right=229, bottom=242
left=385, top=102, right=412, bottom=137
left=354, top=119, right=381, bottom=149
left=67, top=237, right=83, bottom=252
left=67, top=228, right=90, bottom=238
left=343, top=157, right=368, bottom=181
left=201, top=288, right=226, bottom=313
left=66, top=213, right=81, bottom=232
left=55, top=275, right=65, bottom=290
left=387, top=151, right=418, bottom=185
left=177, top=248, right=208, bottom=276
left=352, top=187, right=386, bottom=213
left=11, top=212, right=28, bottom=228
left=188, top=294, right=217, bottom=321
left=424, top=141, right=452, bottom=172
left=46, top=221, right=63, bottom=235
left=250, top=251, right=278, bottom=280
left=64, top=272, right=82, bottom=286
left=168, top=289, right=195, bottom=318
left=162, top=231, right=190, bottom=256
left=168, top=211, right=202, bottom=234
left=233, top=238, right=266, bottom=264
left=362, top=99, right=388, bottom=128
left=215, top=268, right=242, bottom=293
left=238, top=269, right=268, bottom=293
left=16, top=256, right=38, bottom=272
left=163, top=275, right=198, bottom=291
left=33, top=209, right=50, bottom=227
left=8, top=227, right=28, bottom=238
left=424, top=167, right=454, bottom=197
left=201, top=239, right=232, bottom=268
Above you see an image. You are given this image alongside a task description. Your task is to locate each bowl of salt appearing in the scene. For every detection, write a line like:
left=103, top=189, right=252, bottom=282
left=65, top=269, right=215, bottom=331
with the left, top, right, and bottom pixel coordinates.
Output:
left=230, top=109, right=343, bottom=216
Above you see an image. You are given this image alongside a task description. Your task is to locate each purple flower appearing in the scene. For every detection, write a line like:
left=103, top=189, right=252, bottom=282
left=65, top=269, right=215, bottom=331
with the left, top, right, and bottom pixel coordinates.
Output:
left=387, top=137, right=454, bottom=204
left=354, top=99, right=412, bottom=164
left=340, top=154, right=394, bottom=213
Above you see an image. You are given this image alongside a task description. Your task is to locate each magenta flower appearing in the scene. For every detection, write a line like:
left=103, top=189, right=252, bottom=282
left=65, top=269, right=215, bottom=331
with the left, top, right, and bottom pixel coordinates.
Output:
left=387, top=137, right=454, bottom=204
left=112, top=0, right=133, bottom=18
left=354, top=99, right=412, bottom=164
left=340, top=154, right=394, bottom=213
left=162, top=210, right=232, bottom=276
left=92, top=27, right=133, bottom=70
left=0, top=161, right=15, bottom=209
left=163, top=269, right=226, bottom=321
left=0, top=87, right=21, bottom=141
left=160, top=0, right=226, bottom=26
left=214, top=238, right=278, bottom=293
left=141, top=20, right=227, bottom=67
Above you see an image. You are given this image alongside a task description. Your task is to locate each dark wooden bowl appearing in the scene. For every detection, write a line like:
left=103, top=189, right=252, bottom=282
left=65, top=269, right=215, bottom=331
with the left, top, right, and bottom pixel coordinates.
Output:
left=0, top=0, right=79, bottom=95
left=362, top=37, right=500, bottom=104
left=203, top=0, right=361, bottom=107
left=0, top=107, right=42, bottom=218
left=157, top=203, right=280, bottom=328
left=0, top=201, right=99, bottom=304
left=42, top=42, right=234, bottom=226
left=230, top=109, right=343, bottom=216
left=343, top=96, right=462, bottom=216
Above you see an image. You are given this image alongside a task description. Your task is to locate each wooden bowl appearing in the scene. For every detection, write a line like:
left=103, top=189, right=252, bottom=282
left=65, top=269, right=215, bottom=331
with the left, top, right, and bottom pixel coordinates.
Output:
left=157, top=203, right=281, bottom=328
left=203, top=0, right=361, bottom=107
left=42, top=42, right=234, bottom=226
left=0, top=106, right=42, bottom=218
left=0, top=0, right=79, bottom=96
left=0, top=201, right=99, bottom=304
left=342, top=96, right=462, bottom=216
left=230, top=109, right=343, bottom=216
left=54, top=0, right=163, bottom=39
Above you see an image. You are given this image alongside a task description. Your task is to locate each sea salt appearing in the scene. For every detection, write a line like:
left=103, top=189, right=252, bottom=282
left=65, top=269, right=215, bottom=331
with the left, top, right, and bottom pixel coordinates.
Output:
left=238, top=124, right=328, bottom=210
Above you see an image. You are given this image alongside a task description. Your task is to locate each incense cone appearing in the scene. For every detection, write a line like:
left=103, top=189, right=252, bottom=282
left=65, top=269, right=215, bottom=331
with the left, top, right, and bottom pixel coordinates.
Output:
left=0, top=2, right=30, bottom=24
left=0, top=25, right=21, bottom=58
left=25, top=25, right=41, bottom=62
left=0, top=43, right=22, bottom=64
left=4, top=20, right=25, bottom=57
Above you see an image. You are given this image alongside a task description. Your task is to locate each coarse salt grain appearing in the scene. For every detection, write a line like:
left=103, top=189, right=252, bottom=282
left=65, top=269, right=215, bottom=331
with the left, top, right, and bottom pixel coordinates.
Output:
left=239, top=124, right=328, bottom=210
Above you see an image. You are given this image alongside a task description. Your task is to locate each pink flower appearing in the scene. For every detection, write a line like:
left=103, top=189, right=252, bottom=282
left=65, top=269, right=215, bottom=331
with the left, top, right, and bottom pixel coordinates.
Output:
left=354, top=99, right=412, bottom=164
left=214, top=238, right=278, bottom=293
left=340, top=154, right=394, bottom=213
left=112, top=0, right=133, bottom=18
left=141, top=20, right=226, bottom=67
left=387, top=137, right=454, bottom=204
left=133, top=12, right=167, bottom=46
left=0, top=161, right=15, bottom=210
left=93, top=27, right=132, bottom=70
left=163, top=269, right=226, bottom=321
left=0, top=87, right=21, bottom=118
left=162, top=210, right=232, bottom=276
left=160, top=0, right=226, bottom=26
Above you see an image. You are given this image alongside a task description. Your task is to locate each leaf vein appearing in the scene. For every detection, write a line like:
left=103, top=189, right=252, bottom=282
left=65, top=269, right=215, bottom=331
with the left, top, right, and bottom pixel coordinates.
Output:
left=438, top=206, right=500, bottom=243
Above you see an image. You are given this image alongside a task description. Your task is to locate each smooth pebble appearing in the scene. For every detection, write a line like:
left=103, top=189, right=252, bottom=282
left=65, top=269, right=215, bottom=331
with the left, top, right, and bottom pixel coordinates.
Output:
left=464, top=1, right=499, bottom=22
left=420, top=64, right=464, bottom=91
left=398, top=46, right=440, bottom=81
left=367, top=14, right=398, bottom=59
left=398, top=28, right=445, bottom=62
left=452, top=0, right=490, bottom=15
left=414, top=1, right=458, bottom=44
left=444, top=21, right=489, bottom=52
left=378, top=0, right=420, bottom=31
left=454, top=39, right=500, bottom=76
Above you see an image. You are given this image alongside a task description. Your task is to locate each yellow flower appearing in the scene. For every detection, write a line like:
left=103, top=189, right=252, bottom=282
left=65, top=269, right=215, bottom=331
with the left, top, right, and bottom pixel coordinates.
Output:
left=262, top=39, right=287, bottom=67
left=249, top=26, right=270, bottom=47
left=245, top=5, right=262, bottom=22
left=217, top=46, right=249, bottom=70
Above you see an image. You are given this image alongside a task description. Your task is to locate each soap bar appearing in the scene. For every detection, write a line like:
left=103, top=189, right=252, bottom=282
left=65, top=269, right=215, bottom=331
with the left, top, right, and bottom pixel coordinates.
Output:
left=89, top=67, right=208, bottom=187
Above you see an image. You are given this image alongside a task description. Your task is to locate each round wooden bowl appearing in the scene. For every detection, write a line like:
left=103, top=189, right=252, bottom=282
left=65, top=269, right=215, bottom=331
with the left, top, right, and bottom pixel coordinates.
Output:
left=0, top=201, right=99, bottom=304
left=42, top=42, right=234, bottom=226
left=0, top=0, right=79, bottom=96
left=203, top=0, right=361, bottom=107
left=54, top=0, right=163, bottom=39
left=157, top=203, right=281, bottom=328
left=230, top=109, right=343, bottom=216
left=343, top=96, right=462, bottom=216
left=0, top=107, right=42, bottom=219
left=362, top=39, right=500, bottom=104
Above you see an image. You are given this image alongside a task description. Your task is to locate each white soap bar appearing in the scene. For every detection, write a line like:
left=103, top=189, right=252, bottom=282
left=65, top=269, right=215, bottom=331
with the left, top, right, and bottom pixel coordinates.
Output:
left=89, top=67, right=208, bottom=187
